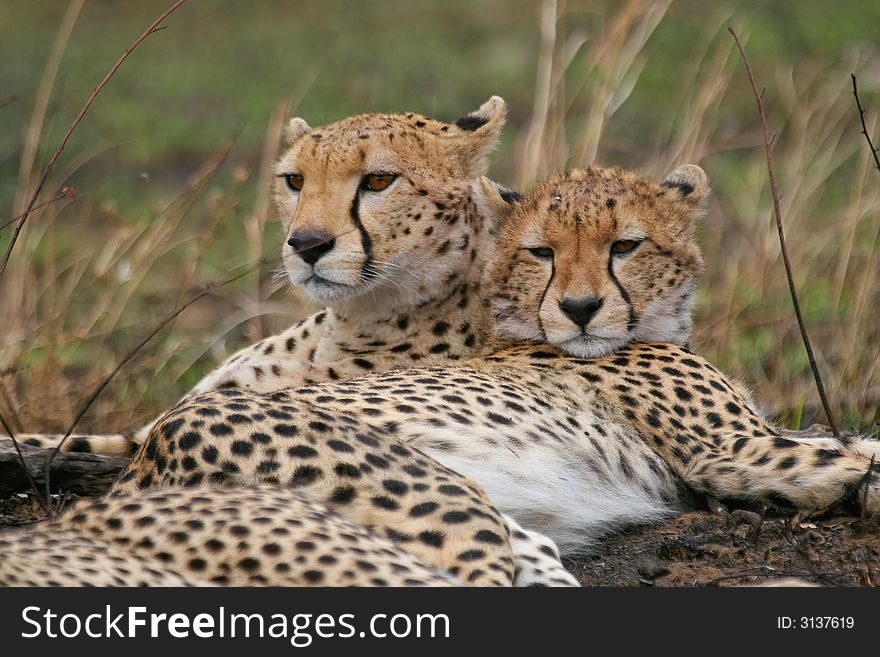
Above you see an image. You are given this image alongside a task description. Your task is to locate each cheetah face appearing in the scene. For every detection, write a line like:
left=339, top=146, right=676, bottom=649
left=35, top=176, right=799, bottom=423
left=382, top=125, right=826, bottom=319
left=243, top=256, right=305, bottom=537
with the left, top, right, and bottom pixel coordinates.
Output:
left=273, top=97, right=507, bottom=310
left=487, top=165, right=708, bottom=358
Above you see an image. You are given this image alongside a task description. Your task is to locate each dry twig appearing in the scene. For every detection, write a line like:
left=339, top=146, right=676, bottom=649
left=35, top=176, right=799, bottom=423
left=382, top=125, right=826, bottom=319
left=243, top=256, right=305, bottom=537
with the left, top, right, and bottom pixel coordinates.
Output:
left=729, top=26, right=839, bottom=436
left=0, top=188, right=76, bottom=233
left=41, top=260, right=265, bottom=516
left=0, top=0, right=189, bottom=276
left=851, top=73, right=880, bottom=173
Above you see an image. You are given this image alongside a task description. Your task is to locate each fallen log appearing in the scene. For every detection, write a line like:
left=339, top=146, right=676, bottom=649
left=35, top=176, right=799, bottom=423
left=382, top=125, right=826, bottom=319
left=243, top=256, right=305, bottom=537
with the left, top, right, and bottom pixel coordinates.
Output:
left=0, top=441, right=128, bottom=497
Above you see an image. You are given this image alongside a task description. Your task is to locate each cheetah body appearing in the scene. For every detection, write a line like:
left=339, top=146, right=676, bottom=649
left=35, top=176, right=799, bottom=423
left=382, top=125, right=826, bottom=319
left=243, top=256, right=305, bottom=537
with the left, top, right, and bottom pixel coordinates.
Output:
left=119, top=165, right=880, bottom=560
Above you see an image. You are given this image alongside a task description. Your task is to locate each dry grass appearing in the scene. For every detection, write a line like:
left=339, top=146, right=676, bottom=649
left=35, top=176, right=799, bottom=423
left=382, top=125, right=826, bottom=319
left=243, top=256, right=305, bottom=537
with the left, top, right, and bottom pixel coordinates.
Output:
left=0, top=0, right=877, bottom=436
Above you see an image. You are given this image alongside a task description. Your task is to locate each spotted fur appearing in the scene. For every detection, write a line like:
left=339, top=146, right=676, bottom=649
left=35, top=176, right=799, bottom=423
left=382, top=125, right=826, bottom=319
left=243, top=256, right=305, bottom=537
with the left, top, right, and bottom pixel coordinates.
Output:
left=0, top=485, right=458, bottom=586
left=117, top=166, right=880, bottom=562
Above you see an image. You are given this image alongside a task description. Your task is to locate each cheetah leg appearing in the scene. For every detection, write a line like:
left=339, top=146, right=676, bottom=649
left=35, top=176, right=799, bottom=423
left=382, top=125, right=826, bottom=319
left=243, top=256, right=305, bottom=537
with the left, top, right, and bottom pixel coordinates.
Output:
left=504, top=515, right=580, bottom=587
left=677, top=433, right=880, bottom=515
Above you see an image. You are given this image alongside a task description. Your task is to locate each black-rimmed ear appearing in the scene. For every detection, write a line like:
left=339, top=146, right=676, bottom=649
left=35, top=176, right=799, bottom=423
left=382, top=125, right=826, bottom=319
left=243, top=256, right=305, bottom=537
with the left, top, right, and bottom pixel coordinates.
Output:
left=285, top=117, right=312, bottom=146
left=660, top=164, right=709, bottom=201
left=452, top=96, right=507, bottom=176
left=473, top=177, right=521, bottom=234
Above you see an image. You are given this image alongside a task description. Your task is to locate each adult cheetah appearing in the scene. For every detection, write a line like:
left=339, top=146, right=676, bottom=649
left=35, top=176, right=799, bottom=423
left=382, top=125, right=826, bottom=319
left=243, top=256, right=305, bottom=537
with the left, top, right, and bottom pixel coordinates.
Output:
left=7, top=96, right=513, bottom=457
left=117, top=164, right=880, bottom=557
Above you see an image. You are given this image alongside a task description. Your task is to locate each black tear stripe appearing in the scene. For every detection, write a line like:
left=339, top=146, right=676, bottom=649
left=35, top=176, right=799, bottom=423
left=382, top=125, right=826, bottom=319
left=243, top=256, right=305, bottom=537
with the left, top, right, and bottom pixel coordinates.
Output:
left=536, top=258, right=556, bottom=342
left=607, top=256, right=636, bottom=331
left=349, top=192, right=375, bottom=280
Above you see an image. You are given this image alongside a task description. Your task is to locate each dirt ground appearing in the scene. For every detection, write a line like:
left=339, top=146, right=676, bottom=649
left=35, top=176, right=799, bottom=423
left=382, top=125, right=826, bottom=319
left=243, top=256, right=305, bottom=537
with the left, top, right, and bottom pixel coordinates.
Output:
left=566, top=507, right=879, bottom=587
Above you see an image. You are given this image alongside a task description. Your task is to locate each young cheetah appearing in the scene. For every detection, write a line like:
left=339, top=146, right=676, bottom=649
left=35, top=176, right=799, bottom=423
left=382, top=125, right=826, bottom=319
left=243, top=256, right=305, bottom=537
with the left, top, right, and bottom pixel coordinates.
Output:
left=119, top=165, right=880, bottom=557
left=8, top=97, right=512, bottom=457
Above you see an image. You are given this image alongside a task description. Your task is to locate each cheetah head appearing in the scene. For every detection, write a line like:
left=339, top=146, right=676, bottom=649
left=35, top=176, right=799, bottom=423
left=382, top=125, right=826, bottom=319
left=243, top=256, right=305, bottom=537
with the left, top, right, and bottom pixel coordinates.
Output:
left=273, top=98, right=507, bottom=311
left=485, top=165, right=709, bottom=357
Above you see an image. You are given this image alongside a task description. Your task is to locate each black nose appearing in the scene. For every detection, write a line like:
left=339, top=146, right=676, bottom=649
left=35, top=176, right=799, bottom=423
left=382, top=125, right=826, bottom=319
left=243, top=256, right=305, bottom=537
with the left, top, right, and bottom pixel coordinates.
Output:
left=287, top=230, right=336, bottom=265
left=559, top=296, right=603, bottom=328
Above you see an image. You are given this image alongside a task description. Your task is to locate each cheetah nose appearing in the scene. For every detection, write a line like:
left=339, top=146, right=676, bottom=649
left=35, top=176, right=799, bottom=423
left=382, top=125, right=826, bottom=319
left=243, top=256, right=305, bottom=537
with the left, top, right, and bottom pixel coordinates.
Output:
left=287, top=230, right=336, bottom=265
left=559, top=296, right=603, bottom=329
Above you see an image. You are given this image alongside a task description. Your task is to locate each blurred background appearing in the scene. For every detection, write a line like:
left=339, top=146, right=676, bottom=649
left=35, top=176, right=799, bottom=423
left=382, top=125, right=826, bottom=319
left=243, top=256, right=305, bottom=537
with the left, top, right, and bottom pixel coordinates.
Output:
left=0, top=0, right=877, bottom=436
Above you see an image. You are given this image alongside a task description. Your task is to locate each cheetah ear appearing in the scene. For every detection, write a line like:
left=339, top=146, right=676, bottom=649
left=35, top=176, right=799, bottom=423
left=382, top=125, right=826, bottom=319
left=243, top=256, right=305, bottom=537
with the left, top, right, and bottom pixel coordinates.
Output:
left=473, top=177, right=521, bottom=231
left=452, top=96, right=507, bottom=176
left=285, top=117, right=312, bottom=145
left=660, top=165, right=710, bottom=202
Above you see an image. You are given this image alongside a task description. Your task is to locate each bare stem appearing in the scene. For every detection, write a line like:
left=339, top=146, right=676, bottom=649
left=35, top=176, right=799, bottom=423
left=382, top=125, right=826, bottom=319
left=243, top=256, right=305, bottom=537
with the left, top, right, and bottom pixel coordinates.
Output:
left=0, top=0, right=189, bottom=276
left=0, top=189, right=75, bottom=232
left=851, top=73, right=880, bottom=173
left=0, top=412, right=48, bottom=512
left=729, top=26, right=839, bottom=436
left=43, top=259, right=267, bottom=516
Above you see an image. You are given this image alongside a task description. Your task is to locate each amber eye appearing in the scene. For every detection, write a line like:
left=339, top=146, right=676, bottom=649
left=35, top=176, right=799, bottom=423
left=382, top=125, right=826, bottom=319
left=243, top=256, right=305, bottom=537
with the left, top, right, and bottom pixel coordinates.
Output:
left=282, top=173, right=304, bottom=192
left=610, top=239, right=642, bottom=256
left=526, top=246, right=554, bottom=260
left=360, top=173, right=397, bottom=192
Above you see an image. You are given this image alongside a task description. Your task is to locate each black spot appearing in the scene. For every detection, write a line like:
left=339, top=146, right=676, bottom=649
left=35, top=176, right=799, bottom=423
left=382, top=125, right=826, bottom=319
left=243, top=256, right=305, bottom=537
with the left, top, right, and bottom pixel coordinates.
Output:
left=178, top=431, right=201, bottom=451
left=661, top=179, right=695, bottom=196
left=382, top=479, right=409, bottom=495
left=327, top=439, right=354, bottom=453
left=438, top=484, right=466, bottom=496
left=372, top=496, right=400, bottom=510
left=161, top=418, right=185, bottom=439
left=286, top=444, right=317, bottom=460
left=209, top=423, right=233, bottom=436
left=303, top=570, right=324, bottom=584
left=402, top=464, right=427, bottom=478
left=274, top=424, right=298, bottom=437
left=442, top=511, right=470, bottom=524
left=330, top=486, right=356, bottom=504
left=290, top=465, right=322, bottom=487
left=231, top=440, right=253, bottom=456
left=605, top=197, right=616, bottom=209
left=334, top=463, right=361, bottom=478
left=419, top=530, right=445, bottom=547
left=454, top=114, right=489, bottom=131
left=365, top=453, right=390, bottom=469
left=410, top=502, right=439, bottom=517
left=474, top=530, right=504, bottom=545
left=500, top=189, right=523, bottom=204
left=457, top=549, right=486, bottom=561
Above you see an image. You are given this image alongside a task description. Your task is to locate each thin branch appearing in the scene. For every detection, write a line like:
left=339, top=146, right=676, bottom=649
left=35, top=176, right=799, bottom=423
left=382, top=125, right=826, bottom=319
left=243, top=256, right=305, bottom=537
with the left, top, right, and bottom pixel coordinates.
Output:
left=42, top=259, right=267, bottom=516
left=0, top=188, right=75, bottom=232
left=0, top=411, right=48, bottom=512
left=851, top=73, right=880, bottom=173
left=729, top=26, right=839, bottom=436
left=0, top=95, right=17, bottom=109
left=0, top=0, right=189, bottom=277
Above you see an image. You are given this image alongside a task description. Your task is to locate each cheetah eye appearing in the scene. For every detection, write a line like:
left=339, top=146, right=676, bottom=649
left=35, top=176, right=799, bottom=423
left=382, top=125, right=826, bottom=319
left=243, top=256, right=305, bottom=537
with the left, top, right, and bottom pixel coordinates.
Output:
left=360, top=173, right=397, bottom=192
left=610, top=239, right=642, bottom=256
left=526, top=246, right=554, bottom=260
left=281, top=173, right=304, bottom=193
